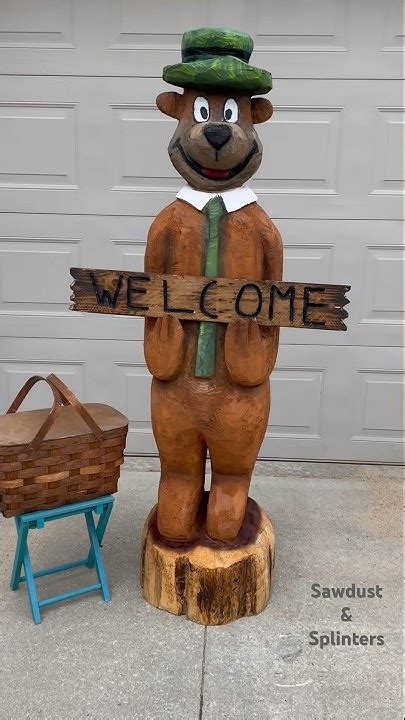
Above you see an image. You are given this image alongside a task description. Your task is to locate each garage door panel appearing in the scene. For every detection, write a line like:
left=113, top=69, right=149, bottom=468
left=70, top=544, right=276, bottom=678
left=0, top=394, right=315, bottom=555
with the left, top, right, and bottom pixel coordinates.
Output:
left=0, top=337, right=140, bottom=417
left=372, top=106, right=404, bottom=195
left=329, top=347, right=404, bottom=463
left=0, top=237, right=80, bottom=317
left=255, top=105, right=341, bottom=193
left=264, top=345, right=333, bottom=459
left=358, top=243, right=404, bottom=330
left=109, top=103, right=178, bottom=191
left=0, top=359, right=86, bottom=413
left=115, top=359, right=155, bottom=455
left=0, top=101, right=78, bottom=190
left=0, top=0, right=402, bottom=78
left=280, top=218, right=404, bottom=349
left=0, top=0, right=75, bottom=49
left=262, top=345, right=404, bottom=462
left=0, top=339, right=154, bottom=454
left=267, top=366, right=325, bottom=441
left=111, top=0, right=211, bottom=47
left=0, top=213, right=148, bottom=342
left=353, top=370, right=403, bottom=441
left=0, top=77, right=402, bottom=219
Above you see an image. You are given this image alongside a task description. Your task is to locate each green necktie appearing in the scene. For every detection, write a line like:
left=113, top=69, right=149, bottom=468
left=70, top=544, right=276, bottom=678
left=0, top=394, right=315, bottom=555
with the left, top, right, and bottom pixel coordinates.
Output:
left=194, top=196, right=226, bottom=378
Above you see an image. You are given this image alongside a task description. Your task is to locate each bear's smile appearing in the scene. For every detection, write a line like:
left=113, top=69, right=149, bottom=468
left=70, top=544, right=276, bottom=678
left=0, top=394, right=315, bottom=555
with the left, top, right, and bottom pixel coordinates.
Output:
left=178, top=141, right=259, bottom=182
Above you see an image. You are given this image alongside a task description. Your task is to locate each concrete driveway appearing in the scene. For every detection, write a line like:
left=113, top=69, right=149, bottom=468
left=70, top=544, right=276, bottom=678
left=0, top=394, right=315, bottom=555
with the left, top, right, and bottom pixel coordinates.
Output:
left=0, top=461, right=402, bottom=719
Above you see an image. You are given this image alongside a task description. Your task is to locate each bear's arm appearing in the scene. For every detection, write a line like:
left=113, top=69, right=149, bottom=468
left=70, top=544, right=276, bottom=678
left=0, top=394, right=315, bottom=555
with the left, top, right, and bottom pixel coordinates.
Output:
left=144, top=205, right=173, bottom=274
left=224, top=210, right=283, bottom=387
left=260, top=214, right=283, bottom=374
left=143, top=204, right=186, bottom=381
left=262, top=218, right=283, bottom=283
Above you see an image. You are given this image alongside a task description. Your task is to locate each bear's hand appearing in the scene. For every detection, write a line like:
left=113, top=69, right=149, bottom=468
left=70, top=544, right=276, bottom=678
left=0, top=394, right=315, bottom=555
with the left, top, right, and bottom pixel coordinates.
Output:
left=144, top=315, right=185, bottom=381
left=224, top=319, right=271, bottom=387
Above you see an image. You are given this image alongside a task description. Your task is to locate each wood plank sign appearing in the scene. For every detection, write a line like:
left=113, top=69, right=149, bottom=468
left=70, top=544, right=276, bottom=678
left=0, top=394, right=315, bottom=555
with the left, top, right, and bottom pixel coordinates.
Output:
left=70, top=268, right=350, bottom=331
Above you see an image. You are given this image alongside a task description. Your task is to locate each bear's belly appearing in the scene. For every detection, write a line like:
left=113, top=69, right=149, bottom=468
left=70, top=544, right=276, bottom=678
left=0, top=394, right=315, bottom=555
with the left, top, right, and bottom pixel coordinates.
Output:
left=151, top=371, right=270, bottom=429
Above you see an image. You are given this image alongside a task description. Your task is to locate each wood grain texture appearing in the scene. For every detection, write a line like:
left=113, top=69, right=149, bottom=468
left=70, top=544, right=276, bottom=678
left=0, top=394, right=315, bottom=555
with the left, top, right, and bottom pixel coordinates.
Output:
left=70, top=267, right=350, bottom=331
left=140, top=496, right=275, bottom=625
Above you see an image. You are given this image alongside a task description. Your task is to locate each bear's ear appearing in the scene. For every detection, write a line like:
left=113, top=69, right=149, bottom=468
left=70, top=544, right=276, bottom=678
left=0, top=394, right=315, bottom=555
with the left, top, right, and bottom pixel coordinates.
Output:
left=251, top=98, right=273, bottom=124
left=156, top=92, right=183, bottom=119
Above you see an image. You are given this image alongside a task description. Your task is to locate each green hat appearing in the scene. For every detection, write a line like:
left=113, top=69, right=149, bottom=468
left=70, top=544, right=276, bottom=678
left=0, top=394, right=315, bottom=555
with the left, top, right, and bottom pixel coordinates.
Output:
left=163, top=27, right=272, bottom=96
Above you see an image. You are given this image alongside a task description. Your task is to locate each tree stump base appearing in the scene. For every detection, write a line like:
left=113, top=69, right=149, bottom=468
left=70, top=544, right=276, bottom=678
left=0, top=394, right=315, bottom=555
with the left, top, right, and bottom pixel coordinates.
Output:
left=140, top=496, right=275, bottom=625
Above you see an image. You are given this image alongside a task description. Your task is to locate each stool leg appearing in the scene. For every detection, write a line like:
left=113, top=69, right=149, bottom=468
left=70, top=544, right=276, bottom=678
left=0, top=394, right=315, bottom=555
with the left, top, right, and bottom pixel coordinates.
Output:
left=22, top=540, right=41, bottom=624
left=10, top=517, right=28, bottom=591
left=85, top=511, right=111, bottom=602
left=86, top=502, right=113, bottom=569
left=11, top=520, right=41, bottom=624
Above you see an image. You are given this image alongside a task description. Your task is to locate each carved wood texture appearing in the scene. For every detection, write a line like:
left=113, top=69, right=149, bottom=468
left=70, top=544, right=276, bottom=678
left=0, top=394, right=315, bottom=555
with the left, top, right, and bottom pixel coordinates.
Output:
left=141, top=497, right=275, bottom=625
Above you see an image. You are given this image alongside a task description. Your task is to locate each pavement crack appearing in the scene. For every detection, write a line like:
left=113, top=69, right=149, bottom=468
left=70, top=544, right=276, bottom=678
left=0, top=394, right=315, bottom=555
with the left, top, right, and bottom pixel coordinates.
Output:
left=199, top=625, right=207, bottom=720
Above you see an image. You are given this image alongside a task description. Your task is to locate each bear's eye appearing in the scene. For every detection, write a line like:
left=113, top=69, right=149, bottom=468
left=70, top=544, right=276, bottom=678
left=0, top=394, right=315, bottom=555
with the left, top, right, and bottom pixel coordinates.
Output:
left=194, top=96, right=210, bottom=123
left=223, top=98, right=238, bottom=123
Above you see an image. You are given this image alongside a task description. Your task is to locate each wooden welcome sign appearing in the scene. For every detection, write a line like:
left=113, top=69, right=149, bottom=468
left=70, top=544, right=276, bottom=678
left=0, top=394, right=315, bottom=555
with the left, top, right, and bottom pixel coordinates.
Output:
left=70, top=268, right=350, bottom=331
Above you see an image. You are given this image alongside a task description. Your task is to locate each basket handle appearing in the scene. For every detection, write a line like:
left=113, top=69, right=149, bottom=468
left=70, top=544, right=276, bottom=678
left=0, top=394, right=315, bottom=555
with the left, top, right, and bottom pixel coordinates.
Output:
left=7, top=374, right=104, bottom=452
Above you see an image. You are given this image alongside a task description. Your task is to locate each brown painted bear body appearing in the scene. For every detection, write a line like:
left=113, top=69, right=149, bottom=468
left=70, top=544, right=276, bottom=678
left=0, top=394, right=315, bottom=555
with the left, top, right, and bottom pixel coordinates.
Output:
left=144, top=196, right=283, bottom=542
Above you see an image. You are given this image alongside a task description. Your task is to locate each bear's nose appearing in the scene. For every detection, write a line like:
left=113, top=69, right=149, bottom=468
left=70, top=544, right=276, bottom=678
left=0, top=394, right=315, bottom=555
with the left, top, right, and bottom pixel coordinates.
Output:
left=203, top=124, right=232, bottom=151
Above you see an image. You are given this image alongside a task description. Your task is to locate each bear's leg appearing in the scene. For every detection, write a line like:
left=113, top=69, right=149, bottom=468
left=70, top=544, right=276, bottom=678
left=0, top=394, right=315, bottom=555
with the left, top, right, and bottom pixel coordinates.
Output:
left=206, top=388, right=270, bottom=542
left=206, top=469, right=252, bottom=542
left=157, top=443, right=206, bottom=542
left=151, top=380, right=206, bottom=541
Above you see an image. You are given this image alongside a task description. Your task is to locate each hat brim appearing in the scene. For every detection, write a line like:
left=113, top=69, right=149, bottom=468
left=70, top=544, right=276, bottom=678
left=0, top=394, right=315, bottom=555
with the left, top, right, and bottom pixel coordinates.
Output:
left=163, top=55, right=272, bottom=95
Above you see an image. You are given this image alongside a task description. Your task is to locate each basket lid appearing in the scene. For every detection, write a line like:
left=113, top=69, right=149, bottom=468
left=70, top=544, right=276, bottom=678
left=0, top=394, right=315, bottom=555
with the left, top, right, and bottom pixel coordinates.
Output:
left=0, top=403, right=128, bottom=449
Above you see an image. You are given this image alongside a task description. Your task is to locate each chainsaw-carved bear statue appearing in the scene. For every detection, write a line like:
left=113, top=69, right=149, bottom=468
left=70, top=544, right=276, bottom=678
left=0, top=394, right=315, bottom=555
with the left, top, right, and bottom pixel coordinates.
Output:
left=144, top=28, right=283, bottom=542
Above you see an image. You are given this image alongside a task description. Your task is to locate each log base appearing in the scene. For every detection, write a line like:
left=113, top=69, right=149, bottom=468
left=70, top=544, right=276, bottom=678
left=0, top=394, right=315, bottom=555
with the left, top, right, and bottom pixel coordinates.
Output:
left=140, top=496, right=275, bottom=625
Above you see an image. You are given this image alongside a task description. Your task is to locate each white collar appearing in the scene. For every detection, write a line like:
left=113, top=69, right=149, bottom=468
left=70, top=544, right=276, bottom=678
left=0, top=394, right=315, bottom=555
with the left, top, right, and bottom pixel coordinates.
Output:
left=176, top=185, right=257, bottom=213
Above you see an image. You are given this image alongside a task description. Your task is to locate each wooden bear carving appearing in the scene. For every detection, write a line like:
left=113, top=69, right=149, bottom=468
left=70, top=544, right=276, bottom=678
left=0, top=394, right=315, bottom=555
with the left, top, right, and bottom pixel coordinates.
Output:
left=144, top=28, right=282, bottom=543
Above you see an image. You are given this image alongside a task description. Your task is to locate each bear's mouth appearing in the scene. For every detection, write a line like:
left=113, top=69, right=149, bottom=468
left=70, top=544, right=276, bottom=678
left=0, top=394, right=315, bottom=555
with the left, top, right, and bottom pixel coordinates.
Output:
left=177, top=141, right=258, bottom=181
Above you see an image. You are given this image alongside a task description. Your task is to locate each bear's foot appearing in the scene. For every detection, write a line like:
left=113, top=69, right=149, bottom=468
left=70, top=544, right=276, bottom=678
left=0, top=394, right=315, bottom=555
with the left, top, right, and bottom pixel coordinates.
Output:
left=140, top=495, right=275, bottom=625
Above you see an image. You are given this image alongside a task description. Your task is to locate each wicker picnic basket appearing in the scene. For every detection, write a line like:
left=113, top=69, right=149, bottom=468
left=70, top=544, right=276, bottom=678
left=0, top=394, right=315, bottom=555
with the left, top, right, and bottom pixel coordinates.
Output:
left=0, top=374, right=128, bottom=517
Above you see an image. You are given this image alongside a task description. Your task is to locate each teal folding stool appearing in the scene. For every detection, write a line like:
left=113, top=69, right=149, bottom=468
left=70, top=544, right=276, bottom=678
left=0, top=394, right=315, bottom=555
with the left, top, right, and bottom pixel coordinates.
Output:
left=10, top=495, right=114, bottom=624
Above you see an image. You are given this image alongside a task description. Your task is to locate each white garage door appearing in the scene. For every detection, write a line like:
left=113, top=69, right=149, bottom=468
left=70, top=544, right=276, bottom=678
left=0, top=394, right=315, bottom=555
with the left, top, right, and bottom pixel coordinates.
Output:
left=0, top=0, right=403, bottom=463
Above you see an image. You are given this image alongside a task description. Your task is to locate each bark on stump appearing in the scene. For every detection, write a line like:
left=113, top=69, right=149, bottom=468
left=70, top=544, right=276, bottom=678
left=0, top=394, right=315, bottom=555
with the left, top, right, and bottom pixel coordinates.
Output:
left=140, top=497, right=275, bottom=625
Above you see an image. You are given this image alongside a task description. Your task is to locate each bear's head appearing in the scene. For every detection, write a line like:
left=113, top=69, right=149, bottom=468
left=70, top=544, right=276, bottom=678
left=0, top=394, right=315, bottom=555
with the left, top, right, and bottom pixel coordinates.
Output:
left=157, top=90, right=272, bottom=192
left=156, top=27, right=273, bottom=192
